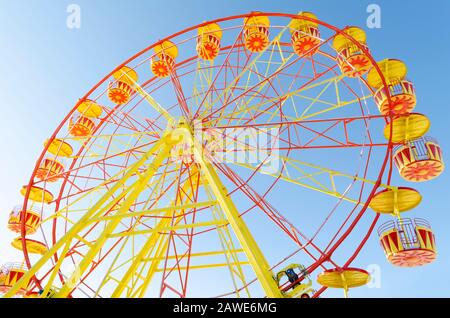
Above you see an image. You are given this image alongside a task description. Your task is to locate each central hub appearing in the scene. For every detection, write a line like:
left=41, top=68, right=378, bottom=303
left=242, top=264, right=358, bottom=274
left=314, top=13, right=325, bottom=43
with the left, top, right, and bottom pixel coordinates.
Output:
left=166, top=118, right=196, bottom=165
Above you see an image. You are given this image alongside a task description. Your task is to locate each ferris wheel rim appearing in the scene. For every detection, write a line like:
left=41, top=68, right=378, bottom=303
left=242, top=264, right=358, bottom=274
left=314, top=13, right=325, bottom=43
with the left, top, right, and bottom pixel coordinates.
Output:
left=17, top=11, right=396, bottom=297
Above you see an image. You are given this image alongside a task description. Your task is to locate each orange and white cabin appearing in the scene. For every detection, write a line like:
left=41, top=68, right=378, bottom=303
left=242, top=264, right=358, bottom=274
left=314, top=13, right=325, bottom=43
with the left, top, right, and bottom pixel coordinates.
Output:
left=7, top=205, right=41, bottom=235
left=367, top=59, right=416, bottom=115
left=378, top=218, right=437, bottom=267
left=394, top=136, right=445, bottom=182
left=243, top=14, right=270, bottom=53
left=151, top=41, right=178, bottom=78
left=289, top=12, right=321, bottom=56
left=197, top=23, right=222, bottom=60
left=108, top=66, right=138, bottom=104
left=0, top=263, right=31, bottom=296
left=35, top=157, right=64, bottom=182
left=332, top=27, right=371, bottom=78
left=68, top=112, right=96, bottom=137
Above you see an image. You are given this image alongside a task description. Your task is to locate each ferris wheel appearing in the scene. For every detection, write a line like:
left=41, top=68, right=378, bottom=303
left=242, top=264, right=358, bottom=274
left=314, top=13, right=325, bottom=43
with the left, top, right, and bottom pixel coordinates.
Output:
left=0, top=12, right=444, bottom=298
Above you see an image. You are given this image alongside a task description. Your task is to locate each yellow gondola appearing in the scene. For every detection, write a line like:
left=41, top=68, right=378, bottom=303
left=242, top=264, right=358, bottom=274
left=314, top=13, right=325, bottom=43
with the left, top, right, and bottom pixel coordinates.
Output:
left=275, top=264, right=314, bottom=298
left=68, top=113, right=96, bottom=137
left=289, top=12, right=321, bottom=56
left=20, top=185, right=54, bottom=204
left=11, top=238, right=48, bottom=255
left=332, top=27, right=371, bottom=77
left=383, top=113, right=430, bottom=143
left=108, top=66, right=138, bottom=104
left=44, top=138, right=73, bottom=158
left=367, top=59, right=416, bottom=115
left=113, top=66, right=139, bottom=86
left=0, top=263, right=31, bottom=296
left=77, top=99, right=103, bottom=118
left=108, top=81, right=135, bottom=105
left=197, top=23, right=223, bottom=60
left=369, top=187, right=422, bottom=215
left=151, top=41, right=178, bottom=78
left=39, top=287, right=59, bottom=298
left=35, top=157, right=64, bottom=182
left=394, top=137, right=444, bottom=182
left=378, top=218, right=436, bottom=267
left=243, top=14, right=270, bottom=53
left=7, top=206, right=41, bottom=235
left=317, top=268, right=370, bottom=298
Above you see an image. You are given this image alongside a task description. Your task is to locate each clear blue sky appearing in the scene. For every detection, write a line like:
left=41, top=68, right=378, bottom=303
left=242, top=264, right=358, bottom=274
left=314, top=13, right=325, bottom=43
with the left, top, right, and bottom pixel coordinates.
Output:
left=0, top=0, right=449, bottom=298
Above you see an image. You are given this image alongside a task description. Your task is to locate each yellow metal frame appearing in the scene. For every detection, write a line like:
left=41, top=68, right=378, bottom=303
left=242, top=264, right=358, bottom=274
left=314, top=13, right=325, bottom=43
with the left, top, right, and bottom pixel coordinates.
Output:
left=6, top=123, right=283, bottom=298
left=188, top=130, right=282, bottom=298
left=5, top=20, right=404, bottom=299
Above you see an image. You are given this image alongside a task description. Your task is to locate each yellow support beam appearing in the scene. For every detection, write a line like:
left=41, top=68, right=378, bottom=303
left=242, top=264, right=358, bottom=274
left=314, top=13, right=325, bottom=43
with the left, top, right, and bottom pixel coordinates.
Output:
left=94, top=162, right=177, bottom=297
left=143, top=249, right=244, bottom=262
left=89, top=200, right=217, bottom=224
left=190, top=133, right=282, bottom=298
left=134, top=233, right=170, bottom=298
left=110, top=211, right=173, bottom=298
left=7, top=122, right=284, bottom=299
left=3, top=137, right=171, bottom=298
left=228, top=154, right=394, bottom=205
left=155, top=262, right=251, bottom=272
left=108, top=220, right=228, bottom=238
left=55, top=137, right=174, bottom=298
left=111, top=158, right=203, bottom=297
left=121, top=70, right=174, bottom=124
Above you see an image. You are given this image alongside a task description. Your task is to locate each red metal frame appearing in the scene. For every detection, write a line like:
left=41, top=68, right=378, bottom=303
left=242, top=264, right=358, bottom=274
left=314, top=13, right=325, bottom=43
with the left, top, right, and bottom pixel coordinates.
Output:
left=17, top=12, right=396, bottom=298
